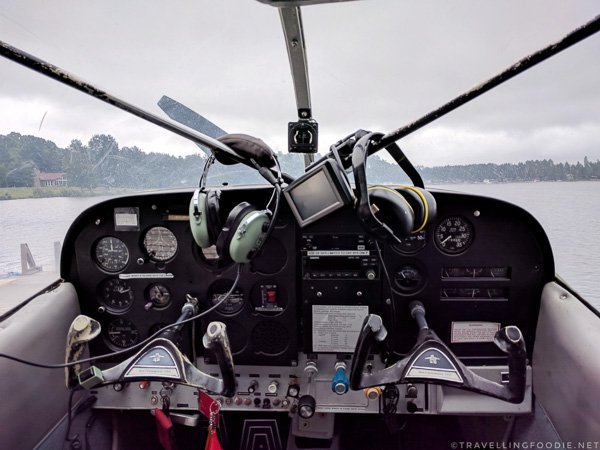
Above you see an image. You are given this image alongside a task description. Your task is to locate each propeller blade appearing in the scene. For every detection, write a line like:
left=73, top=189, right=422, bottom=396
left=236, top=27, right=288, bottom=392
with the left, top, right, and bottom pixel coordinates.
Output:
left=157, top=95, right=228, bottom=154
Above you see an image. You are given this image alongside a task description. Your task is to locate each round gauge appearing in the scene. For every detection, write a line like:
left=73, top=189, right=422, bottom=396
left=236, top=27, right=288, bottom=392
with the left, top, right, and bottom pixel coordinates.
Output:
left=393, top=264, right=425, bottom=294
left=146, top=284, right=171, bottom=309
left=99, top=278, right=134, bottom=313
left=392, top=230, right=427, bottom=254
left=434, top=217, right=474, bottom=254
left=209, top=280, right=244, bottom=315
left=106, top=317, right=139, bottom=349
left=143, top=226, right=178, bottom=261
left=94, top=237, right=130, bottom=272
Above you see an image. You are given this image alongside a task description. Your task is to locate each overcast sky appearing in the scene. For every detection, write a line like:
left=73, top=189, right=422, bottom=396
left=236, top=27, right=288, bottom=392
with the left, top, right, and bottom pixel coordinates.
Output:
left=0, top=0, right=599, bottom=167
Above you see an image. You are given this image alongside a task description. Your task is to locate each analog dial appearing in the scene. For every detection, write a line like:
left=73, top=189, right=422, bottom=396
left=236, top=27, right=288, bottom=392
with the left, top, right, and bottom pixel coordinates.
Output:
left=143, top=226, right=178, bottom=261
left=393, top=264, right=425, bottom=294
left=434, top=217, right=474, bottom=254
left=146, top=284, right=171, bottom=309
left=94, top=237, right=129, bottom=272
left=392, top=230, right=427, bottom=254
left=99, top=278, right=134, bottom=313
left=106, top=318, right=139, bottom=349
left=209, top=280, right=245, bottom=315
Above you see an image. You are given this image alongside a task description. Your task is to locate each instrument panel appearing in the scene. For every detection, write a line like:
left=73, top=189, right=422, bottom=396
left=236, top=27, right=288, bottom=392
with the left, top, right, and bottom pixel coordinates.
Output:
left=61, top=185, right=554, bottom=414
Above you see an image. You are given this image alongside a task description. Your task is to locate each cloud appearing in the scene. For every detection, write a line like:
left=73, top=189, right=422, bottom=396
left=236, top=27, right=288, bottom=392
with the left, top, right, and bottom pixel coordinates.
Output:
left=0, top=0, right=598, bottom=165
left=399, top=123, right=600, bottom=167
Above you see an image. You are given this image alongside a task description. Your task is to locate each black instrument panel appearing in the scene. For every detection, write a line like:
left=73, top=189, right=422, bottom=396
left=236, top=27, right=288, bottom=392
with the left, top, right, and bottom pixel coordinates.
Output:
left=61, top=186, right=554, bottom=365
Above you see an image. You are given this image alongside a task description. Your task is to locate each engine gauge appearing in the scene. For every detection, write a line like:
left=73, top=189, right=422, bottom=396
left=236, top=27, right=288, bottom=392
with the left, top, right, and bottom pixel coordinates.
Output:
left=143, top=226, right=178, bottom=261
left=146, top=284, right=171, bottom=310
left=434, top=217, right=474, bottom=254
left=106, top=317, right=139, bottom=349
left=209, top=279, right=244, bottom=315
left=393, top=264, right=425, bottom=294
left=392, top=230, right=427, bottom=254
left=94, top=236, right=130, bottom=272
left=99, top=278, right=134, bottom=313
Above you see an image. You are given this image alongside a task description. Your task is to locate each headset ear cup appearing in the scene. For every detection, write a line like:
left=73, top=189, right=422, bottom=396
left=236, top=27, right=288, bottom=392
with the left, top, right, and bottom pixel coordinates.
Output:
left=189, top=190, right=211, bottom=248
left=230, top=209, right=271, bottom=263
left=417, top=187, right=437, bottom=227
left=216, top=202, right=257, bottom=262
left=368, top=186, right=414, bottom=237
left=398, top=186, right=437, bottom=232
left=189, top=189, right=222, bottom=248
left=397, top=188, right=425, bottom=232
left=205, top=189, right=222, bottom=245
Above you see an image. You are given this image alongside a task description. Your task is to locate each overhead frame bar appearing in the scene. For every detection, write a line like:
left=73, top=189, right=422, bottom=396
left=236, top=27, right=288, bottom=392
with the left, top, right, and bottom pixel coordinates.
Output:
left=279, top=7, right=312, bottom=119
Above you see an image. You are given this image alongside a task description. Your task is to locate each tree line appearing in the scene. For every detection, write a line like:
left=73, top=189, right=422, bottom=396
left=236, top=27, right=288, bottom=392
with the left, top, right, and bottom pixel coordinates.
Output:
left=1, top=132, right=598, bottom=189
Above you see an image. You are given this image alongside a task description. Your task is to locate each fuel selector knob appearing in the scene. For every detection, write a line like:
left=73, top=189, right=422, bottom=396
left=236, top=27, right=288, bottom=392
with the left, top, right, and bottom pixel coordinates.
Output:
left=297, top=395, right=316, bottom=419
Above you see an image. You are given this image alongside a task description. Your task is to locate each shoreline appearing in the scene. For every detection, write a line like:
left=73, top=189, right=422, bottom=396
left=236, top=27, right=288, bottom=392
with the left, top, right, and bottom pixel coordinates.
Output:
left=1, top=179, right=598, bottom=201
left=0, top=186, right=135, bottom=201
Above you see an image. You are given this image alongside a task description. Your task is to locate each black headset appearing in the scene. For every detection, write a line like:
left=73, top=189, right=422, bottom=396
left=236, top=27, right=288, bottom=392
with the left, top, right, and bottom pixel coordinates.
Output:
left=351, top=132, right=437, bottom=244
left=189, top=134, right=282, bottom=263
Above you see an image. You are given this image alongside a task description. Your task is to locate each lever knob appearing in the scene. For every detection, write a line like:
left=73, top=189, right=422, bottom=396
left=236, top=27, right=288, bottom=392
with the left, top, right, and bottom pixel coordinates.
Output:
left=493, top=325, right=526, bottom=403
left=409, top=301, right=428, bottom=330
left=298, top=395, right=316, bottom=419
left=331, top=362, right=349, bottom=395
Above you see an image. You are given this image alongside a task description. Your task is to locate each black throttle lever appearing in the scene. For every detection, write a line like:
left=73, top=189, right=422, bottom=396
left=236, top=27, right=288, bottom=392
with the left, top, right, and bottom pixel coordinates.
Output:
left=349, top=314, right=388, bottom=390
left=349, top=302, right=527, bottom=404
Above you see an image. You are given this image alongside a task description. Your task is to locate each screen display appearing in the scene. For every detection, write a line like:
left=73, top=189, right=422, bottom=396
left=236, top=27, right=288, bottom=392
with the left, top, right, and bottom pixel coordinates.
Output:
left=289, top=169, right=341, bottom=222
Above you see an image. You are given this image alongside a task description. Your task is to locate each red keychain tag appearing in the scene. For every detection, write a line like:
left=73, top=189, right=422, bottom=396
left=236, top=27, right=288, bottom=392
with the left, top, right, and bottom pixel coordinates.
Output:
left=198, top=391, right=222, bottom=450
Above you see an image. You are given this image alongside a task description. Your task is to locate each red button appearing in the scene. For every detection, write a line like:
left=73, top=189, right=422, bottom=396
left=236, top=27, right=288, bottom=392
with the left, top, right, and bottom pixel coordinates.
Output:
left=266, top=290, right=277, bottom=303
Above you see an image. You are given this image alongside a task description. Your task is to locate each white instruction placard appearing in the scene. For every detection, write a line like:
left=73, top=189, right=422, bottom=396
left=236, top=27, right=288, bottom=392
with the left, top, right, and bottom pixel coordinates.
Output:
left=451, top=321, right=500, bottom=343
left=115, top=213, right=138, bottom=227
left=312, top=305, right=368, bottom=353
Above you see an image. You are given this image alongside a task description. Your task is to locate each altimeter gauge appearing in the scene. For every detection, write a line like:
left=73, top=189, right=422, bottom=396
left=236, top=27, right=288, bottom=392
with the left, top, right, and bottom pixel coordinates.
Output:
left=99, top=278, right=134, bottom=313
left=434, top=216, right=474, bottom=254
left=94, top=236, right=130, bottom=272
left=143, top=226, right=178, bottom=261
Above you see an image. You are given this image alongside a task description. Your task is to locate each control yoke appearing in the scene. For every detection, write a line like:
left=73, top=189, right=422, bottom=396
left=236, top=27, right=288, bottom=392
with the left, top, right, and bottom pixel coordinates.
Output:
left=70, top=300, right=237, bottom=397
left=349, top=301, right=527, bottom=404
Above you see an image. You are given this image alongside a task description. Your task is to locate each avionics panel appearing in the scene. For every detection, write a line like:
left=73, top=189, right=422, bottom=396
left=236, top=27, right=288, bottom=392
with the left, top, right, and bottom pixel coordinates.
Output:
left=299, top=218, right=383, bottom=353
left=301, top=233, right=379, bottom=280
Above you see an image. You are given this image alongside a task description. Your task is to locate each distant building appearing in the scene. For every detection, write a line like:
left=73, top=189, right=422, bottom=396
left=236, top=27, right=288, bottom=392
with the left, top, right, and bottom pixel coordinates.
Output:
left=33, top=171, right=68, bottom=187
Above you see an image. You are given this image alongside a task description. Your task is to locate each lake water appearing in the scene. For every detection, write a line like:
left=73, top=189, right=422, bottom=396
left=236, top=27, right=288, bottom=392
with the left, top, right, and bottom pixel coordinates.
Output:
left=1, top=182, right=598, bottom=308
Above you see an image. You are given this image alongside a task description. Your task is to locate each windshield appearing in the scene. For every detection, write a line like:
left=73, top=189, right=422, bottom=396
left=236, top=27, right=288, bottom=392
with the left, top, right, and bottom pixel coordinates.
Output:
left=1, top=1, right=599, bottom=308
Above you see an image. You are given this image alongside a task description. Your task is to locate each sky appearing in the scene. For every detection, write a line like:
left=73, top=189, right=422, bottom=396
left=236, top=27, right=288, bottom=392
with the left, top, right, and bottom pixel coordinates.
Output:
left=0, top=0, right=599, bottom=167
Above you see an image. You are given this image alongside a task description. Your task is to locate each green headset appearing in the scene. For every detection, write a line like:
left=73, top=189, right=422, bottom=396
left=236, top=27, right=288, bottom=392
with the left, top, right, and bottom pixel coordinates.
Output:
left=189, top=134, right=282, bottom=264
left=351, top=132, right=437, bottom=243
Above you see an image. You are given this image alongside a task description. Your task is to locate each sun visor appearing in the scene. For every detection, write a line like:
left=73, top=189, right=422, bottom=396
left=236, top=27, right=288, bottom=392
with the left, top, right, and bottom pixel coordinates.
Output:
left=215, top=134, right=276, bottom=168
